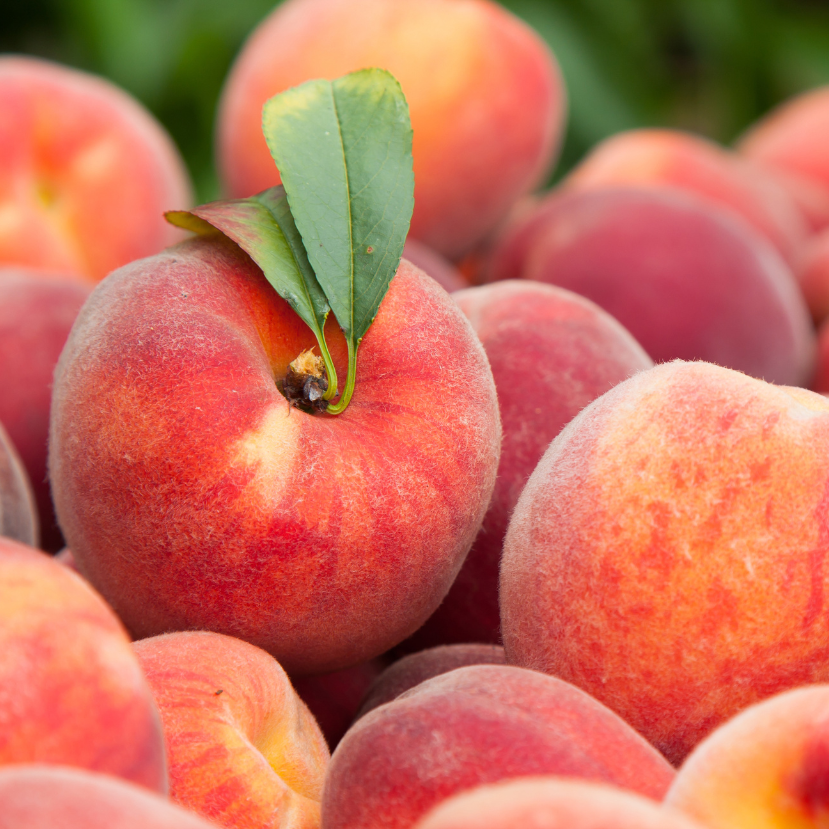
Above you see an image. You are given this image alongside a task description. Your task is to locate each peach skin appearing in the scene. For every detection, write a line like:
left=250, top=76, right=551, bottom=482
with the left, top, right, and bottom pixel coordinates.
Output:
left=134, top=631, right=329, bottom=829
left=0, top=537, right=166, bottom=790
left=217, top=0, right=565, bottom=260
left=666, top=685, right=829, bottom=829
left=0, top=56, right=192, bottom=282
left=49, top=236, right=501, bottom=675
left=502, top=360, right=829, bottom=765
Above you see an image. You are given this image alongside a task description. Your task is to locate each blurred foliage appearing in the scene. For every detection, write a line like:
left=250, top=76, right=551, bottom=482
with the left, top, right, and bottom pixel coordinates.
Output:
left=2, top=0, right=829, bottom=202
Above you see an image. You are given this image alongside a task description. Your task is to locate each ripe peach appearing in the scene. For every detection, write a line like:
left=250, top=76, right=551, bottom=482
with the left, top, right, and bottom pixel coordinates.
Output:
left=414, top=778, right=708, bottom=829
left=563, top=129, right=807, bottom=264
left=357, top=643, right=506, bottom=718
left=0, top=269, right=91, bottom=550
left=665, top=685, right=829, bottom=828
left=739, top=85, right=829, bottom=233
left=405, top=281, right=652, bottom=647
left=134, top=631, right=329, bottom=829
left=217, top=0, right=565, bottom=260
left=489, top=187, right=813, bottom=386
left=502, top=360, right=829, bottom=765
left=0, top=422, right=37, bottom=547
left=0, top=56, right=192, bottom=282
left=0, top=766, right=216, bottom=829
left=0, top=538, right=165, bottom=789
left=322, top=665, right=675, bottom=829
left=49, top=236, right=501, bottom=675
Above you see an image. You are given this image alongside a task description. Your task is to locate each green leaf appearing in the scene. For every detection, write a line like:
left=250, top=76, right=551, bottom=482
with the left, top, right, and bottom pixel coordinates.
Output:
left=165, top=187, right=338, bottom=397
left=263, top=68, right=415, bottom=346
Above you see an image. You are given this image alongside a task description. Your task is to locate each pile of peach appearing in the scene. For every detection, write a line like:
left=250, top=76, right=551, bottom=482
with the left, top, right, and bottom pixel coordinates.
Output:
left=5, top=0, right=829, bottom=827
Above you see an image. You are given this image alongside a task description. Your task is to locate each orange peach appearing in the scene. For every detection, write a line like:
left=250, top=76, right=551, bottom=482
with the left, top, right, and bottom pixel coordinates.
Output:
left=665, top=685, right=829, bottom=828
left=0, top=537, right=165, bottom=790
left=739, top=85, right=829, bottom=233
left=414, top=778, right=708, bottom=829
left=564, top=128, right=807, bottom=263
left=0, top=766, right=216, bottom=829
left=322, top=664, right=675, bottom=829
left=0, top=421, right=37, bottom=547
left=0, top=56, right=192, bottom=282
left=404, top=281, right=652, bottom=647
left=502, top=360, right=829, bottom=765
left=134, top=631, right=328, bottom=829
left=49, top=236, right=501, bottom=675
left=0, top=269, right=91, bottom=550
left=217, top=0, right=564, bottom=259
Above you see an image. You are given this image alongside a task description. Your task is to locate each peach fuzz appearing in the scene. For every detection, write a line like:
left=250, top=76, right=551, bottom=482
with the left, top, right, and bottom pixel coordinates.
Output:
left=414, top=778, right=708, bottom=829
left=0, top=766, right=217, bottom=829
left=502, top=187, right=814, bottom=385
left=357, top=643, right=506, bottom=718
left=404, top=281, right=652, bottom=648
left=0, top=269, right=91, bottom=550
left=0, top=56, right=192, bottom=282
left=0, top=422, right=38, bottom=547
left=292, top=659, right=387, bottom=748
left=0, top=538, right=165, bottom=790
left=563, top=128, right=807, bottom=264
left=134, top=631, right=328, bottom=829
left=739, top=85, right=829, bottom=233
left=797, top=228, right=829, bottom=325
left=217, top=0, right=564, bottom=260
left=49, top=236, right=501, bottom=676
left=665, top=685, right=829, bottom=828
left=501, top=361, right=829, bottom=765
left=322, top=664, right=675, bottom=829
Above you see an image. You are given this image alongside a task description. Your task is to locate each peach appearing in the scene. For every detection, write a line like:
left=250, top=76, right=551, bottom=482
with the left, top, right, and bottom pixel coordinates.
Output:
left=0, top=56, right=192, bottom=282
left=0, top=421, right=38, bottom=546
left=665, top=685, right=829, bottom=828
left=563, top=128, right=807, bottom=264
left=0, top=766, right=217, bottom=829
left=402, top=239, right=470, bottom=293
left=404, top=281, right=652, bottom=647
left=49, top=236, right=501, bottom=675
left=292, top=659, right=387, bottom=748
left=0, top=537, right=165, bottom=789
left=357, top=643, right=506, bottom=718
left=217, top=0, right=565, bottom=260
left=134, top=631, right=329, bottom=829
left=739, top=85, right=829, bottom=233
left=811, top=319, right=829, bottom=394
left=0, top=269, right=91, bottom=550
left=501, top=360, right=829, bottom=765
left=797, top=228, right=829, bottom=325
left=489, top=187, right=813, bottom=386
left=414, top=778, right=708, bottom=829
left=322, top=664, right=676, bottom=829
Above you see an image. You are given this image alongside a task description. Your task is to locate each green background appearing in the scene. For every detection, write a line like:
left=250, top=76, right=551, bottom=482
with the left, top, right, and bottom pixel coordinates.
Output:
left=4, top=0, right=829, bottom=202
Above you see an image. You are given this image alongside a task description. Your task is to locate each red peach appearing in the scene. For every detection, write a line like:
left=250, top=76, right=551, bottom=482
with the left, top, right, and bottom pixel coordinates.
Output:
left=0, top=269, right=91, bottom=550
left=49, top=236, right=501, bottom=675
left=0, top=422, right=37, bottom=547
left=563, top=128, right=807, bottom=264
left=404, top=281, right=652, bottom=647
left=493, top=187, right=813, bottom=386
left=217, top=0, right=565, bottom=259
left=322, top=664, right=676, bottom=829
left=502, top=360, right=829, bottom=765
left=0, top=538, right=165, bottom=789
left=665, top=685, right=829, bottom=828
left=797, top=228, right=829, bottom=325
left=812, top=319, right=829, bottom=394
left=414, top=778, right=708, bottom=829
left=357, top=643, right=506, bottom=718
left=134, top=631, right=329, bottom=829
left=0, top=766, right=217, bottom=829
left=739, top=85, right=829, bottom=233
left=0, top=56, right=192, bottom=282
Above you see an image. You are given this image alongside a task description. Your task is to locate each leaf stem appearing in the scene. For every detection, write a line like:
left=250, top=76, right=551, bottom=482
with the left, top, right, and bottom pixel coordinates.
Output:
left=315, top=332, right=339, bottom=401
left=325, top=337, right=358, bottom=415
